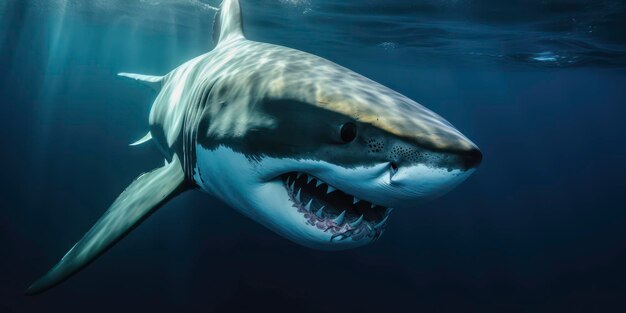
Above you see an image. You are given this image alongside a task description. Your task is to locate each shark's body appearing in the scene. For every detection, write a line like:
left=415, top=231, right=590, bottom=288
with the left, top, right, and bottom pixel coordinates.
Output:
left=27, top=0, right=482, bottom=294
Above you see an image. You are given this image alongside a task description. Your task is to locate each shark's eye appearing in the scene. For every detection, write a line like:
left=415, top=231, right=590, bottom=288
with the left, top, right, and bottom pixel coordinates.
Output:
left=340, top=122, right=357, bottom=143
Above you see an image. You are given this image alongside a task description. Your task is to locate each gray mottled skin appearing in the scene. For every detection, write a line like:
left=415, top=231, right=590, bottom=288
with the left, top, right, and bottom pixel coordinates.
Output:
left=153, top=25, right=476, bottom=171
left=27, top=0, right=482, bottom=295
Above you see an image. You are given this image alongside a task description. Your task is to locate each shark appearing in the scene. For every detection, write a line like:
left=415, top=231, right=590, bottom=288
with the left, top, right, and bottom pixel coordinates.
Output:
left=26, top=0, right=482, bottom=294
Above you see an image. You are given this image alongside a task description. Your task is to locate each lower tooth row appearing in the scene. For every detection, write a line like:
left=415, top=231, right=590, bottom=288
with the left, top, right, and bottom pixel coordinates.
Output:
left=332, top=211, right=345, bottom=225
left=349, top=215, right=364, bottom=227
left=315, top=206, right=325, bottom=218
left=287, top=175, right=390, bottom=229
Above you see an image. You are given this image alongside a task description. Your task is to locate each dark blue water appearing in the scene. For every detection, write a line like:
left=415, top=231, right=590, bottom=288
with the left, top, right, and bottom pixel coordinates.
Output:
left=2, top=1, right=626, bottom=312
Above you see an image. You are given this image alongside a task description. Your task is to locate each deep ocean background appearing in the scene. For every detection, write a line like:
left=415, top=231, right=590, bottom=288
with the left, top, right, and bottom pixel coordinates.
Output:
left=2, top=0, right=626, bottom=312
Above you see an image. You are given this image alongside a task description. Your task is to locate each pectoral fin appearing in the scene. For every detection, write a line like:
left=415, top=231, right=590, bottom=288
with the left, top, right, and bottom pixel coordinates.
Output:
left=129, top=132, right=152, bottom=146
left=118, top=72, right=163, bottom=91
left=26, top=155, right=188, bottom=295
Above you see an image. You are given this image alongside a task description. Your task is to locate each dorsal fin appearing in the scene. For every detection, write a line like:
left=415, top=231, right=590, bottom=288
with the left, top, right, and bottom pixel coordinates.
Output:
left=212, top=0, right=245, bottom=45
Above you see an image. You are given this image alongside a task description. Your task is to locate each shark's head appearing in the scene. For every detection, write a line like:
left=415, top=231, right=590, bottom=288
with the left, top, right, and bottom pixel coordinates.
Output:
left=190, top=0, right=481, bottom=250
left=192, top=45, right=481, bottom=250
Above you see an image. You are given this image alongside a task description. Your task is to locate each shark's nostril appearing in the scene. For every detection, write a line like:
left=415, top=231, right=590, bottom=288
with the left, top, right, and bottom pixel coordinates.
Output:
left=389, top=162, right=399, bottom=180
left=390, top=162, right=398, bottom=171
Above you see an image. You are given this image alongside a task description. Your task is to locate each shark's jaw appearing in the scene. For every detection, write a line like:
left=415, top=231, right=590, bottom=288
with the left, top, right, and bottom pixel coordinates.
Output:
left=194, top=145, right=475, bottom=250
left=280, top=172, right=392, bottom=243
left=193, top=145, right=386, bottom=250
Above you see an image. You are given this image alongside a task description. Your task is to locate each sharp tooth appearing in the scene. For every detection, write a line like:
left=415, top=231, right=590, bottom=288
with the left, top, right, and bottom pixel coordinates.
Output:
left=374, top=215, right=389, bottom=229
left=332, top=211, right=346, bottom=225
left=315, top=180, right=323, bottom=188
left=289, top=181, right=295, bottom=191
left=296, top=172, right=303, bottom=179
left=295, top=189, right=301, bottom=202
left=349, top=215, right=364, bottom=228
left=326, top=186, right=336, bottom=194
left=315, top=206, right=325, bottom=218
left=352, top=197, right=360, bottom=205
left=371, top=203, right=376, bottom=209
left=304, top=199, right=313, bottom=212
left=307, top=176, right=314, bottom=184
left=286, top=177, right=290, bottom=185
left=386, top=208, right=394, bottom=214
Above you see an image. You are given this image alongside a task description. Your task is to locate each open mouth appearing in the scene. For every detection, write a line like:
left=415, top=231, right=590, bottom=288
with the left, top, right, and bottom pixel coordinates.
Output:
left=281, top=172, right=392, bottom=242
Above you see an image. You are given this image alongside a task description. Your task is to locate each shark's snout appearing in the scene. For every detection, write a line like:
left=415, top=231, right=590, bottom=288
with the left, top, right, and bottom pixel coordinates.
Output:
left=458, top=146, right=483, bottom=169
left=345, top=128, right=482, bottom=208
left=388, top=142, right=483, bottom=173
left=436, top=144, right=483, bottom=171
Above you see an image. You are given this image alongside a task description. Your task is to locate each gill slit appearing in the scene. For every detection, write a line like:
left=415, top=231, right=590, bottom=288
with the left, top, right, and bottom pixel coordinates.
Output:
left=183, top=79, right=216, bottom=184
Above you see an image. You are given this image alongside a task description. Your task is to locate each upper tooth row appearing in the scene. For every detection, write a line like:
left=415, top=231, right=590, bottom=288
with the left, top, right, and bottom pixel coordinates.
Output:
left=352, top=197, right=375, bottom=209
left=289, top=174, right=376, bottom=208
left=287, top=175, right=337, bottom=195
